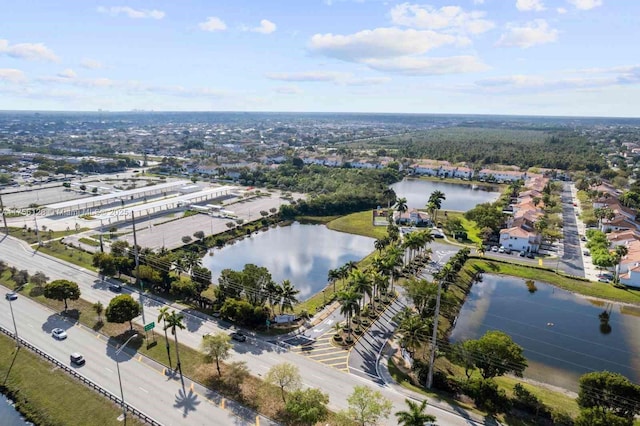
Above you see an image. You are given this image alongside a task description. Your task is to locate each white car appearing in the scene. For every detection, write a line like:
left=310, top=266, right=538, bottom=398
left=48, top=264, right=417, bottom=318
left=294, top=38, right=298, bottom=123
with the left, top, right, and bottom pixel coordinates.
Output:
left=52, top=328, right=68, bottom=340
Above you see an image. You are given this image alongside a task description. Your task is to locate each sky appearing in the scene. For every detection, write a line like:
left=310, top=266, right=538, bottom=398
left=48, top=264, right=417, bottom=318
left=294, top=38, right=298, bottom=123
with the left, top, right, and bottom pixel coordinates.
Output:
left=0, top=0, right=638, bottom=117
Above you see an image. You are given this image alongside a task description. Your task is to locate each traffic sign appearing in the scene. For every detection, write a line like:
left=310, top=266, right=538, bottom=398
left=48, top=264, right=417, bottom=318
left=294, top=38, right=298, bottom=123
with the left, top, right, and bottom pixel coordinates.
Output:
left=144, top=322, right=155, bottom=331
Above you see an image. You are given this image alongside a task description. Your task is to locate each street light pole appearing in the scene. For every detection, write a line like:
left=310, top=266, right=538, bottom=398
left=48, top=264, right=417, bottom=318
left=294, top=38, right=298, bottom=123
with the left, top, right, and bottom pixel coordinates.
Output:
left=0, top=192, right=8, bottom=235
left=8, top=298, right=19, bottom=347
left=426, top=279, right=442, bottom=389
left=131, top=212, right=146, bottom=327
left=115, top=333, right=138, bottom=422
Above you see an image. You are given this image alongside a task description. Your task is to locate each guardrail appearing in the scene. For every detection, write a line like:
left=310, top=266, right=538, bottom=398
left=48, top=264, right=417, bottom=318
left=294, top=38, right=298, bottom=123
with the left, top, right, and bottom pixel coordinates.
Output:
left=0, top=325, right=162, bottom=426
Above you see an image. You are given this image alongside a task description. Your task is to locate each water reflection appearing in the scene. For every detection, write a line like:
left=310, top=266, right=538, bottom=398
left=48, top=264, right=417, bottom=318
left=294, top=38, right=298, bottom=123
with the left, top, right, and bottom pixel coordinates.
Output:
left=201, top=223, right=374, bottom=300
left=391, top=178, right=500, bottom=212
left=450, top=274, right=640, bottom=391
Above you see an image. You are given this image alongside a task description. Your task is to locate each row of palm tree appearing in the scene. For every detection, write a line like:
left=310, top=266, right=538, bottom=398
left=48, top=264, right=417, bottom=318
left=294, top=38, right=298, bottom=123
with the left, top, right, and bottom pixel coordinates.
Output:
left=157, top=306, right=186, bottom=389
left=327, top=260, right=358, bottom=294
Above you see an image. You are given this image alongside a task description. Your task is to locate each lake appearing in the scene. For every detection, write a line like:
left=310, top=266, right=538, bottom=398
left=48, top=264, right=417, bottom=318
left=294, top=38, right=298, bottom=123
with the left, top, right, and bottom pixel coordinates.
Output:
left=391, top=178, right=500, bottom=212
left=450, top=274, right=640, bottom=391
left=201, top=223, right=374, bottom=300
left=0, top=394, right=30, bottom=425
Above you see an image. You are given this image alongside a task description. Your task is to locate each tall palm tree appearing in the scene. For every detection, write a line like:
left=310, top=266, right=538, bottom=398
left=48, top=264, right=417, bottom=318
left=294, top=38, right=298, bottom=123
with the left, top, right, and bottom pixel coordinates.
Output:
left=398, top=313, right=430, bottom=358
left=327, top=268, right=340, bottom=294
left=396, top=197, right=408, bottom=214
left=614, top=245, right=629, bottom=282
left=157, top=306, right=173, bottom=371
left=368, top=270, right=386, bottom=312
left=428, top=190, right=446, bottom=223
left=265, top=280, right=282, bottom=314
left=395, top=399, right=437, bottom=426
left=279, top=280, right=300, bottom=314
left=164, top=310, right=186, bottom=390
left=374, top=236, right=390, bottom=253
left=349, top=269, right=373, bottom=312
left=184, top=251, right=202, bottom=275
left=338, top=289, right=360, bottom=342
left=382, top=187, right=397, bottom=209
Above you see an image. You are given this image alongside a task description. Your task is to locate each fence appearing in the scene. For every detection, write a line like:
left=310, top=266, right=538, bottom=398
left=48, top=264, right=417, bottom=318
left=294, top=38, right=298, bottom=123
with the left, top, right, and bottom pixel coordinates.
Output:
left=0, top=325, right=162, bottom=426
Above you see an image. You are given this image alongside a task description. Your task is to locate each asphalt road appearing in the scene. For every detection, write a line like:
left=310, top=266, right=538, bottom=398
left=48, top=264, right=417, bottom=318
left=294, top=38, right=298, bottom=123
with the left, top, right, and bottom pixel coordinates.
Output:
left=557, top=182, right=585, bottom=277
left=0, top=235, right=482, bottom=426
left=0, top=286, right=271, bottom=426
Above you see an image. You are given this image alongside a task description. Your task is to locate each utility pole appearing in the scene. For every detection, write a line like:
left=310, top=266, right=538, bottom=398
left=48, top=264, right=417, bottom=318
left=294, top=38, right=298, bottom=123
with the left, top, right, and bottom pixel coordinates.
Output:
left=426, top=279, right=442, bottom=389
left=131, top=211, right=147, bottom=331
left=0, top=192, right=8, bottom=235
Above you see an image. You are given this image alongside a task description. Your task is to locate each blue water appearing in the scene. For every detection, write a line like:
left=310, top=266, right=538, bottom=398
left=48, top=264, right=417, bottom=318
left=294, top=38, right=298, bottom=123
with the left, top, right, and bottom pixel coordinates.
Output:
left=391, top=178, right=500, bottom=212
left=202, top=223, right=374, bottom=300
left=450, top=274, right=640, bottom=391
left=0, top=394, right=30, bottom=425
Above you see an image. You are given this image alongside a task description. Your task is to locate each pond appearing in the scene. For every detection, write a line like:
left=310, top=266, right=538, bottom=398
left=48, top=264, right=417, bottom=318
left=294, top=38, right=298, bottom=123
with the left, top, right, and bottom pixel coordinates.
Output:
left=391, top=178, right=500, bottom=212
left=0, top=394, right=30, bottom=425
left=201, top=222, right=375, bottom=300
left=450, top=274, right=640, bottom=392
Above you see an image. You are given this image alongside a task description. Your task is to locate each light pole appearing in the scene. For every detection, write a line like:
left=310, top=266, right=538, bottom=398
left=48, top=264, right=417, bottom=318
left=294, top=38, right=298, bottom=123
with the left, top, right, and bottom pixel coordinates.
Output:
left=115, top=333, right=138, bottom=422
left=7, top=297, right=19, bottom=347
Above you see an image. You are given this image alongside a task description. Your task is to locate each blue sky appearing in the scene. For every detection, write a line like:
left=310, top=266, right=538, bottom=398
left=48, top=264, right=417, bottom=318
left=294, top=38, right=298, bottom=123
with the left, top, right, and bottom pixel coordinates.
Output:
left=0, top=0, right=638, bottom=116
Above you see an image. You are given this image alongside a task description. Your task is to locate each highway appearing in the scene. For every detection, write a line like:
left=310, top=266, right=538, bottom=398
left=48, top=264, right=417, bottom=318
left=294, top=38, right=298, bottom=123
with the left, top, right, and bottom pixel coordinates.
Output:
left=0, top=285, right=273, bottom=426
left=0, top=235, right=483, bottom=425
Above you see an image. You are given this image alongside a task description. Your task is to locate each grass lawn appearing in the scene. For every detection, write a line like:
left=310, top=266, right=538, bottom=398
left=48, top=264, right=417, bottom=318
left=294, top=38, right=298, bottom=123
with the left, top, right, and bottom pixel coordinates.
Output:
left=8, top=226, right=88, bottom=244
left=441, top=211, right=482, bottom=244
left=466, top=257, right=640, bottom=304
left=326, top=210, right=388, bottom=239
left=35, top=240, right=97, bottom=271
left=0, top=333, right=145, bottom=426
left=79, top=237, right=101, bottom=247
left=296, top=215, right=341, bottom=224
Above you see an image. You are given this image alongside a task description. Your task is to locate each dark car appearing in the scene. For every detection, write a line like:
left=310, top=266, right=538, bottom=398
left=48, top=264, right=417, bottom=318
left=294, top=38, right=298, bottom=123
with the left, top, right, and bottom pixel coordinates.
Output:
left=519, top=251, right=526, bottom=257
left=526, top=252, right=535, bottom=259
left=230, top=332, right=247, bottom=342
left=5, top=292, right=18, bottom=301
left=109, top=284, right=122, bottom=292
left=70, top=353, right=85, bottom=366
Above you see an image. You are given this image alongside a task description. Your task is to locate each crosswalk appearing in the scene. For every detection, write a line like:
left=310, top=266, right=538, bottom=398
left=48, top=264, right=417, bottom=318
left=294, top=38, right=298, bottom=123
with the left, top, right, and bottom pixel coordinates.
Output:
left=288, top=330, right=350, bottom=371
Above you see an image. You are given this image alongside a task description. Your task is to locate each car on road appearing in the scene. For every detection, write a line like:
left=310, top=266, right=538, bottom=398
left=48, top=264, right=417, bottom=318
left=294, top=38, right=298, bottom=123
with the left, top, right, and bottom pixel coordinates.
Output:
left=5, top=292, right=18, bottom=301
left=583, top=250, right=590, bottom=256
left=526, top=252, right=535, bottom=259
left=519, top=251, right=526, bottom=257
left=52, top=328, right=67, bottom=340
left=491, top=246, right=499, bottom=252
left=597, top=273, right=613, bottom=280
left=70, top=353, right=85, bottom=366
left=229, top=332, right=247, bottom=342
left=580, top=236, right=587, bottom=241
left=498, top=246, right=505, bottom=253
left=430, top=230, right=444, bottom=238
left=109, top=284, right=122, bottom=292
left=597, top=277, right=611, bottom=283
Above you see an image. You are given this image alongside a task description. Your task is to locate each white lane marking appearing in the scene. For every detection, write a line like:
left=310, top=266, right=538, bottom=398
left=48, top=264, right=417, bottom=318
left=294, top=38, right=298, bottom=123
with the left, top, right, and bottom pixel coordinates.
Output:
left=104, top=367, right=113, bottom=373
left=138, top=387, right=148, bottom=393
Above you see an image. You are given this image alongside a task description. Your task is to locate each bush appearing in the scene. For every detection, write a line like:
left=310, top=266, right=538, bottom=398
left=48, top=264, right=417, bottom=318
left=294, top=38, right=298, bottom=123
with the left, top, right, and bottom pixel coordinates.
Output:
left=462, top=379, right=511, bottom=414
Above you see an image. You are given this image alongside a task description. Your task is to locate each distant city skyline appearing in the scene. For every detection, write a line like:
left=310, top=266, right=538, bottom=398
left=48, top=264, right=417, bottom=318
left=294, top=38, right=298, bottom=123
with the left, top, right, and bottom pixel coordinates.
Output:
left=0, top=0, right=638, bottom=117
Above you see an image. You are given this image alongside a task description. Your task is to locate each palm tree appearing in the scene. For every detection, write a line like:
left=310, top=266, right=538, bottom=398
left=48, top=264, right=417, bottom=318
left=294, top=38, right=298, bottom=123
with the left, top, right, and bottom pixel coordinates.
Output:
left=382, top=187, right=397, bottom=209
left=327, top=268, right=340, bottom=294
left=157, top=306, right=174, bottom=371
left=398, top=313, right=430, bottom=358
left=338, top=289, right=361, bottom=342
left=164, top=310, right=186, bottom=390
left=279, top=280, right=300, bottom=314
left=265, top=281, right=282, bottom=314
left=395, top=197, right=408, bottom=214
left=614, top=245, right=629, bottom=282
left=428, top=190, right=446, bottom=223
left=374, top=236, right=390, bottom=253
left=349, top=269, right=372, bottom=312
left=476, top=242, right=485, bottom=256
left=368, top=270, right=386, bottom=312
left=184, top=251, right=202, bottom=275
left=395, top=399, right=437, bottom=426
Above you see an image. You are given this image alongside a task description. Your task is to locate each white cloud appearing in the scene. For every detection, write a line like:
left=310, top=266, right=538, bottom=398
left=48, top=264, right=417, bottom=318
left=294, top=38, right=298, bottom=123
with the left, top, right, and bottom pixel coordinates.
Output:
left=566, top=0, right=603, bottom=10
left=265, top=71, right=352, bottom=82
left=80, top=59, right=104, bottom=69
left=0, top=39, right=59, bottom=62
left=251, top=19, right=277, bottom=34
left=343, top=77, right=391, bottom=85
left=97, top=6, right=165, bottom=19
left=0, top=68, right=27, bottom=83
left=516, top=0, right=546, bottom=12
left=557, top=7, right=568, bottom=13
left=275, top=86, right=302, bottom=95
left=57, top=69, right=77, bottom=79
left=309, top=28, right=458, bottom=61
left=199, top=17, right=227, bottom=32
left=473, top=0, right=485, bottom=4
left=390, top=4, right=494, bottom=35
left=363, top=55, right=490, bottom=75
left=496, top=20, right=558, bottom=48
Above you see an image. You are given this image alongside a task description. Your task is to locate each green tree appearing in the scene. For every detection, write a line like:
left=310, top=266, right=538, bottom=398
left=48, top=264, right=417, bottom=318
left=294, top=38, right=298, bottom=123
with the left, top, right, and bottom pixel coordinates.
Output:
left=285, top=388, right=330, bottom=426
left=462, top=330, right=528, bottom=379
left=201, top=332, right=232, bottom=376
left=279, top=279, right=300, bottom=314
left=575, top=407, right=631, bottom=426
left=30, top=271, right=49, bottom=286
left=13, top=269, right=29, bottom=287
left=343, top=385, right=392, bottom=426
left=577, top=371, right=640, bottom=421
left=338, top=288, right=361, bottom=342
left=225, top=361, right=249, bottom=392
left=164, top=310, right=186, bottom=388
left=264, top=362, right=302, bottom=404
left=428, top=190, right=446, bottom=223
left=396, top=197, right=408, bottom=214
left=105, top=294, right=140, bottom=330
left=395, top=399, right=437, bottom=426
left=43, top=279, right=81, bottom=311
left=93, top=301, right=104, bottom=322
left=157, top=306, right=173, bottom=370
